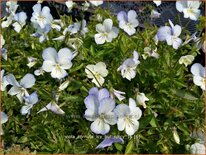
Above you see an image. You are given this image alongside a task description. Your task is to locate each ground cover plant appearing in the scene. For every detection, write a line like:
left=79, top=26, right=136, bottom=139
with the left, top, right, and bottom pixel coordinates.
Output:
left=0, top=0, right=205, bottom=154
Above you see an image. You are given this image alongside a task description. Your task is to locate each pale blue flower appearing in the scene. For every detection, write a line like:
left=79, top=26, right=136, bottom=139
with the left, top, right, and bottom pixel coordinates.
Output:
left=81, top=19, right=88, bottom=38
left=114, top=98, right=142, bottom=136
left=31, top=4, right=53, bottom=29
left=117, top=50, right=140, bottom=80
left=68, top=22, right=81, bottom=34
left=6, top=73, right=36, bottom=103
left=156, top=20, right=182, bottom=49
left=42, top=47, right=75, bottom=79
left=21, top=91, right=38, bottom=115
left=191, top=63, right=205, bottom=90
left=31, top=25, right=51, bottom=43
left=94, top=19, right=119, bottom=45
left=117, top=10, right=139, bottom=36
left=84, top=87, right=117, bottom=135
left=1, top=111, right=8, bottom=135
left=12, top=12, right=27, bottom=33
left=96, top=137, right=124, bottom=149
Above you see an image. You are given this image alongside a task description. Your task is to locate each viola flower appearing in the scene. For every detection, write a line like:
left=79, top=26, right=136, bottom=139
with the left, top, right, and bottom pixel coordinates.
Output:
left=82, top=2, right=90, bottom=11
left=178, top=55, right=194, bottom=67
left=42, top=47, right=75, bottom=79
left=21, top=92, right=38, bottom=115
left=190, top=63, right=205, bottom=90
left=111, top=89, right=126, bottom=101
left=89, top=1, right=103, bottom=6
left=156, top=20, right=182, bottom=49
left=27, top=57, right=37, bottom=68
left=12, top=12, right=27, bottom=33
left=84, top=87, right=117, bottom=135
left=190, top=143, right=205, bottom=154
left=96, top=137, right=124, bottom=149
left=38, top=101, right=65, bottom=115
left=94, top=19, right=119, bottom=44
left=153, top=0, right=161, bottom=6
left=1, top=111, right=8, bottom=135
left=117, top=50, right=140, bottom=81
left=68, top=22, right=81, bottom=34
left=31, top=4, right=53, bottom=29
left=85, top=62, right=108, bottom=87
left=117, top=10, right=139, bottom=36
left=6, top=73, right=36, bottom=103
left=176, top=1, right=201, bottom=21
left=65, top=1, right=75, bottom=12
left=0, top=70, right=9, bottom=91
left=136, top=92, right=149, bottom=109
left=81, top=19, right=89, bottom=38
left=114, top=98, right=142, bottom=136
left=31, top=25, right=51, bottom=43
left=6, top=1, right=18, bottom=15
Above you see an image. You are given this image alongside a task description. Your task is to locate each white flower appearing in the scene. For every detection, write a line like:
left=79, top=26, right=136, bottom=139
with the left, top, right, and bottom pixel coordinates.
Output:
left=65, top=1, right=75, bottom=12
left=1, top=111, right=8, bottom=135
left=190, top=143, right=205, bottom=154
left=37, top=101, right=65, bottom=115
left=0, top=70, right=9, bottom=91
left=176, top=1, right=201, bottom=21
left=85, top=62, right=108, bottom=87
left=6, top=73, right=36, bottom=103
left=21, top=92, right=38, bottom=115
left=117, top=50, right=140, bottom=81
left=191, top=63, right=205, bottom=90
left=12, top=12, right=27, bottom=33
left=112, top=89, right=126, bottom=101
left=42, top=47, right=74, bottom=79
left=156, top=20, right=182, bottom=49
left=94, top=19, right=119, bottom=44
left=136, top=93, right=149, bottom=108
left=59, top=80, right=70, bottom=91
left=178, top=55, right=194, bottom=67
left=1, top=34, right=5, bottom=48
left=89, top=1, right=103, bottom=6
left=117, top=10, right=139, bottom=36
left=27, top=57, right=37, bottom=68
left=68, top=22, right=81, bottom=34
left=84, top=88, right=117, bottom=135
left=114, top=98, right=142, bottom=136
left=31, top=4, right=53, bottom=29
left=34, top=68, right=45, bottom=76
left=153, top=0, right=161, bottom=6
left=82, top=1, right=90, bottom=11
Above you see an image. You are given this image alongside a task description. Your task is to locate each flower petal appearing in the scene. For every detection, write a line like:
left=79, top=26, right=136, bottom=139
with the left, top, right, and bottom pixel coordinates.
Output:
left=1, top=112, right=8, bottom=124
left=42, top=60, right=56, bottom=72
left=96, top=137, right=124, bottom=149
left=51, top=67, right=68, bottom=79
left=90, top=118, right=110, bottom=135
left=191, top=63, right=205, bottom=77
left=103, top=19, right=113, bottom=32
left=99, top=98, right=115, bottom=114
left=114, top=104, right=130, bottom=117
left=125, top=118, right=139, bottom=135
left=20, top=74, right=36, bottom=88
left=98, top=88, right=110, bottom=101
left=42, top=47, right=57, bottom=62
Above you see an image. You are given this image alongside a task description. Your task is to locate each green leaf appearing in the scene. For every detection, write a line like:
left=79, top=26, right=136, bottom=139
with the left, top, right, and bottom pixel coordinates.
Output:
left=125, top=140, right=134, bottom=154
left=139, top=114, right=153, bottom=129
left=114, top=143, right=123, bottom=151
left=171, top=89, right=198, bottom=100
